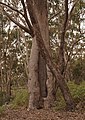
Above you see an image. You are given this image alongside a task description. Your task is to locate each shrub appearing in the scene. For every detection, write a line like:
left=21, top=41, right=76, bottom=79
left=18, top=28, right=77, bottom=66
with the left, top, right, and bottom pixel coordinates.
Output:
left=55, top=88, right=66, bottom=110
left=55, top=81, right=85, bottom=110
left=68, top=81, right=85, bottom=103
left=11, top=89, right=29, bottom=108
left=0, top=91, right=6, bottom=106
left=0, top=106, right=5, bottom=115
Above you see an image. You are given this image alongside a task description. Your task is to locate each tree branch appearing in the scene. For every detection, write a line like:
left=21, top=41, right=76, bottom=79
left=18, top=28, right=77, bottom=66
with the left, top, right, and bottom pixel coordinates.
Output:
left=59, top=0, right=68, bottom=74
left=48, top=10, right=62, bottom=22
left=68, top=38, right=83, bottom=59
left=60, top=0, right=68, bottom=45
left=26, top=0, right=37, bottom=25
left=65, top=37, right=83, bottom=71
left=0, top=1, right=24, bottom=17
left=0, top=1, right=34, bottom=37
left=21, top=0, right=34, bottom=36
left=4, top=10, right=33, bottom=36
left=19, top=16, right=27, bottom=27
left=66, top=0, right=79, bottom=30
left=68, top=0, right=79, bottom=19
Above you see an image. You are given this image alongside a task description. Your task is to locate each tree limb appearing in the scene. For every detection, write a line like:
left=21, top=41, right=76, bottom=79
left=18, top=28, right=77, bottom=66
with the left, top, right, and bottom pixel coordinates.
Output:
left=0, top=1, right=24, bottom=17
left=59, top=0, right=68, bottom=75
left=48, top=10, right=62, bottom=22
left=68, top=0, right=79, bottom=19
left=66, top=0, right=79, bottom=30
left=4, top=10, right=33, bottom=36
left=21, top=0, right=34, bottom=36
left=65, top=37, right=84, bottom=72
left=59, top=0, right=79, bottom=75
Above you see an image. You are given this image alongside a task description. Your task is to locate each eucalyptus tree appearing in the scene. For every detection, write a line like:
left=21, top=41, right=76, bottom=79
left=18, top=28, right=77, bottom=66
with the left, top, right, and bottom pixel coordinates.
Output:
left=0, top=6, right=10, bottom=100
left=48, top=0, right=85, bottom=80
left=0, top=6, right=28, bottom=102
left=1, top=0, right=83, bottom=110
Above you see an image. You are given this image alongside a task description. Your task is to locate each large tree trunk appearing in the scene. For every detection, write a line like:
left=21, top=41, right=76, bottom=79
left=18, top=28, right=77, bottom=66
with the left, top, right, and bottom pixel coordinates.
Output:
left=35, top=0, right=49, bottom=99
left=27, top=0, right=75, bottom=110
left=28, top=0, right=49, bottom=110
left=35, top=0, right=56, bottom=108
left=28, top=45, right=47, bottom=110
left=36, top=30, right=75, bottom=110
left=28, top=36, right=44, bottom=110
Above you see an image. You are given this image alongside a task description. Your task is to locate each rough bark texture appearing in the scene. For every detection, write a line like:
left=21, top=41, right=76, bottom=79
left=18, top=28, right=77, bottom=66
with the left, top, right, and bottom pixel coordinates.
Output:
left=28, top=0, right=49, bottom=109
left=35, top=0, right=56, bottom=108
left=38, top=54, right=47, bottom=98
left=28, top=36, right=43, bottom=110
left=44, top=67, right=56, bottom=108
left=59, top=0, right=68, bottom=76
left=27, top=0, right=75, bottom=110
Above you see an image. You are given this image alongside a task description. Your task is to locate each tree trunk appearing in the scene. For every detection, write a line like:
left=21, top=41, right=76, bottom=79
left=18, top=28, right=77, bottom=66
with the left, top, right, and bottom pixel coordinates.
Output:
left=35, top=0, right=49, bottom=100
left=34, top=0, right=56, bottom=108
left=45, top=68, right=56, bottom=108
left=27, top=0, right=75, bottom=110
left=6, top=70, right=11, bottom=102
left=35, top=22, right=75, bottom=111
left=38, top=54, right=47, bottom=98
left=28, top=36, right=44, bottom=110
left=27, top=0, right=49, bottom=110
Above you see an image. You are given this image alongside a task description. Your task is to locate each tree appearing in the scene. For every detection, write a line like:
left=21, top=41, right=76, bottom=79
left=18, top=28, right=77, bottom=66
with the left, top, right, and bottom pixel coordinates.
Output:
left=1, top=0, right=82, bottom=110
left=26, top=0, right=75, bottom=110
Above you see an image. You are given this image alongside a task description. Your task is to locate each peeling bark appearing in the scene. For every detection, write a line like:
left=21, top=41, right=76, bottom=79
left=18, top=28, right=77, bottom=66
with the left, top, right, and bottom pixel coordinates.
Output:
left=27, top=0, right=75, bottom=110
left=28, top=36, right=43, bottom=110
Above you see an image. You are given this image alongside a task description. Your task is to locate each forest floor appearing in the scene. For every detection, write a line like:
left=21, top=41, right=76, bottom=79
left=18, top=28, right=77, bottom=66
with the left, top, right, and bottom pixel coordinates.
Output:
left=0, top=107, right=85, bottom=120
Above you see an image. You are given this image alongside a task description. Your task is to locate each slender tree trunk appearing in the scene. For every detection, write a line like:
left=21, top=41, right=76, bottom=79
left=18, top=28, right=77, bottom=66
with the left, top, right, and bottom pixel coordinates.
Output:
left=6, top=70, right=11, bottom=102
left=0, top=64, right=3, bottom=92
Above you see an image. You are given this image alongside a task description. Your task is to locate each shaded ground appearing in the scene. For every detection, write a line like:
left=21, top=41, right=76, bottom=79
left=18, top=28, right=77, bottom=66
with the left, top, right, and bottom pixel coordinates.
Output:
left=0, top=107, right=85, bottom=120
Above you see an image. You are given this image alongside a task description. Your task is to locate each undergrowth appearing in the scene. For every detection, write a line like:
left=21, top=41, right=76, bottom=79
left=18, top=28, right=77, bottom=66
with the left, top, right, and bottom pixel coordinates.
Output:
left=11, top=89, right=29, bottom=109
left=68, top=81, right=85, bottom=101
left=1, top=81, right=85, bottom=111
left=55, top=81, right=85, bottom=110
left=0, top=106, right=5, bottom=115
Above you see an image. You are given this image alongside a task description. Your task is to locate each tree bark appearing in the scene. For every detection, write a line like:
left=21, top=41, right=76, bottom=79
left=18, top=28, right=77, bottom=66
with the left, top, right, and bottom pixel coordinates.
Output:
left=45, top=68, right=56, bottom=108
left=38, top=54, right=47, bottom=98
left=28, top=36, right=44, bottom=110
left=6, top=70, right=11, bottom=102
left=27, top=0, right=75, bottom=110
left=34, top=0, right=56, bottom=108
left=28, top=0, right=49, bottom=110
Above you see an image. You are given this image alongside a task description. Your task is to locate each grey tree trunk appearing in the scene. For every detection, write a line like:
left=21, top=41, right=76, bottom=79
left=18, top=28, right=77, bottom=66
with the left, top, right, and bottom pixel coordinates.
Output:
left=28, top=36, right=43, bottom=110
left=27, top=0, right=75, bottom=110
left=45, top=67, right=56, bottom=108
left=28, top=0, right=49, bottom=110
left=34, top=0, right=56, bottom=108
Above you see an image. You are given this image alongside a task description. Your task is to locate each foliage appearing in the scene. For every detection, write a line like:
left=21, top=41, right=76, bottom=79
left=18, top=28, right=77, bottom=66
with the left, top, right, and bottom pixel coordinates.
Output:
left=0, top=92, right=3, bottom=106
left=0, top=91, right=6, bottom=106
left=11, top=89, right=29, bottom=108
left=55, top=81, right=85, bottom=110
left=72, top=58, right=85, bottom=84
left=68, top=81, right=85, bottom=103
left=55, top=90, right=65, bottom=110
left=0, top=106, right=5, bottom=115
left=0, top=0, right=85, bottom=111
